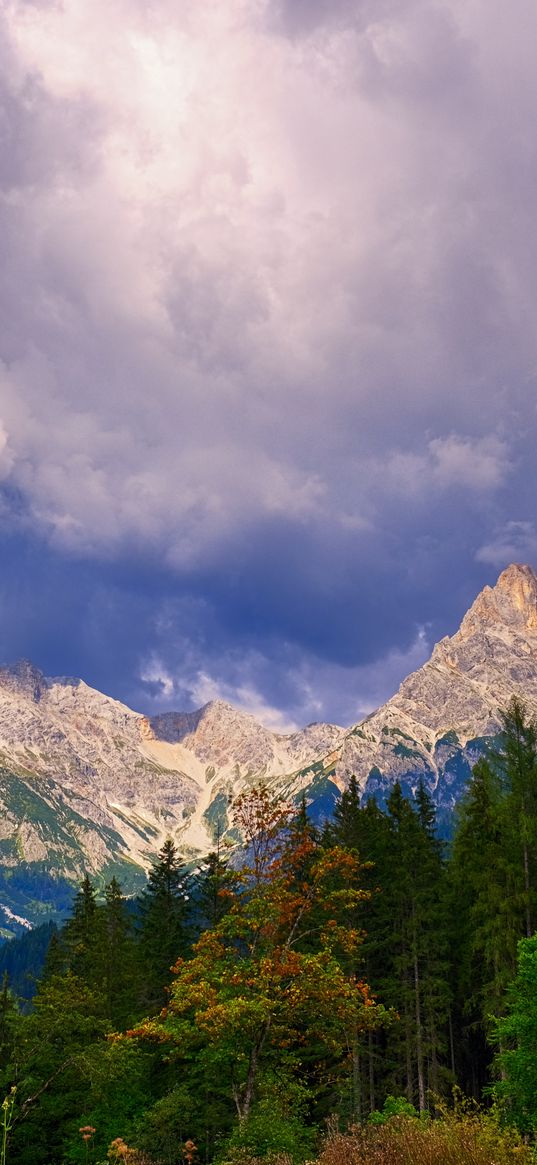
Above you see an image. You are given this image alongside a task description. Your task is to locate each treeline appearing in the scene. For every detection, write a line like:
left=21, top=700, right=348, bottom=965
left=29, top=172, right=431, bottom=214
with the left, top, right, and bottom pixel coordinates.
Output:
left=0, top=696, right=536, bottom=1163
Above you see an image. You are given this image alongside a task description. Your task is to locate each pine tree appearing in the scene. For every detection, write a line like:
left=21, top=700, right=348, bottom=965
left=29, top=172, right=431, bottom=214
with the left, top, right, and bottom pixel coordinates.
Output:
left=103, top=877, right=138, bottom=1028
left=492, top=934, right=537, bottom=1134
left=379, top=782, right=449, bottom=1112
left=137, top=839, right=191, bottom=1011
left=11, top=971, right=110, bottom=1165
left=61, top=874, right=106, bottom=992
left=329, top=781, right=392, bottom=1117
left=497, top=697, right=537, bottom=938
left=449, top=757, right=509, bottom=1092
left=0, top=973, right=20, bottom=1094
left=196, top=826, right=237, bottom=931
left=449, top=701, right=537, bottom=1096
left=330, top=775, right=362, bottom=849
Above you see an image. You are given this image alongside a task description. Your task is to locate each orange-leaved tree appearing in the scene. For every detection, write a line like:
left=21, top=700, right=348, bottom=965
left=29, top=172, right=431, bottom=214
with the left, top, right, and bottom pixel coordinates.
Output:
left=130, top=785, right=387, bottom=1123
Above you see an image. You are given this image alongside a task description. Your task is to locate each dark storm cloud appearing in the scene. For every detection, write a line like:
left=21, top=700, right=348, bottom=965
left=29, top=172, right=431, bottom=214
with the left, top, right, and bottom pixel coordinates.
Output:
left=0, top=0, right=536, bottom=727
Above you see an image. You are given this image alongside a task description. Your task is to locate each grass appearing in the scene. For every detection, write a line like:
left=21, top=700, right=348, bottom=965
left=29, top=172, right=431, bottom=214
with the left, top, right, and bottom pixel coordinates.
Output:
left=317, top=1112, right=533, bottom=1165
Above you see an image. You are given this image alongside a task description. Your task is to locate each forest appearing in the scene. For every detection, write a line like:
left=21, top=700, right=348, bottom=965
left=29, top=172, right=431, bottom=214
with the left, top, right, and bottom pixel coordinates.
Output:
left=0, top=696, right=536, bottom=1164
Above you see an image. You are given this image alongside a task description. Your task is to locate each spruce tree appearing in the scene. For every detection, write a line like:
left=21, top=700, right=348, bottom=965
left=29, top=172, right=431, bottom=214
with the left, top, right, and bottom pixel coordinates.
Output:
left=61, top=873, right=106, bottom=992
left=492, top=934, right=537, bottom=1134
left=137, top=838, right=191, bottom=1011
left=195, top=825, right=237, bottom=931
left=103, top=877, right=138, bottom=1028
left=379, top=782, right=449, bottom=1112
left=449, top=757, right=508, bottom=1091
left=497, top=697, right=537, bottom=938
left=0, top=972, right=20, bottom=1095
left=449, top=701, right=537, bottom=1095
left=329, top=781, right=390, bottom=1117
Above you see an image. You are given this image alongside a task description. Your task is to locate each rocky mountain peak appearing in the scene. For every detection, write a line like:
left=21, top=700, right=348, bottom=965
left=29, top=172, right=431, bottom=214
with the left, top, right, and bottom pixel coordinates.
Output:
left=149, top=698, right=256, bottom=745
left=457, top=563, right=537, bottom=640
left=0, top=659, right=48, bottom=702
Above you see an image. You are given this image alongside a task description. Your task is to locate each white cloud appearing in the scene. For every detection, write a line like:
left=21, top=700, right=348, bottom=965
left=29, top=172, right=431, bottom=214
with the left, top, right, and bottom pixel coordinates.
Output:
left=139, top=657, right=176, bottom=699
left=192, top=672, right=300, bottom=734
left=0, top=423, right=14, bottom=481
left=429, top=434, right=509, bottom=491
left=136, top=625, right=432, bottom=730
left=476, top=521, right=537, bottom=568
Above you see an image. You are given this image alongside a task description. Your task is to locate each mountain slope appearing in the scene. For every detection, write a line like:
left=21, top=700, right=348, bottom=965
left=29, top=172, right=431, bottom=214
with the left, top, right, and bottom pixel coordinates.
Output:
left=0, top=663, right=344, bottom=930
left=0, top=563, right=535, bottom=932
left=318, top=563, right=537, bottom=822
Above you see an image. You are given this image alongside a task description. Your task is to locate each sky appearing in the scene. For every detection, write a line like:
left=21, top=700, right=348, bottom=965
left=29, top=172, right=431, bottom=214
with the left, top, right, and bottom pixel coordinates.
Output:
left=0, top=0, right=536, bottom=732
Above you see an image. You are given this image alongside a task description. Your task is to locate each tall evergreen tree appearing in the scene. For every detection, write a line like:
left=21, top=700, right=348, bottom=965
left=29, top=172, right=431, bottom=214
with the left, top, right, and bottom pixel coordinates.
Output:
left=497, top=697, right=537, bottom=938
left=137, top=839, right=191, bottom=1011
left=449, top=700, right=537, bottom=1094
left=195, top=827, right=237, bottom=931
left=61, top=874, right=106, bottom=991
left=492, top=934, right=537, bottom=1135
left=449, top=757, right=508, bottom=1092
left=103, top=877, right=138, bottom=1029
left=328, top=780, right=389, bottom=1118
left=0, top=973, right=20, bottom=1095
left=378, top=782, right=449, bottom=1112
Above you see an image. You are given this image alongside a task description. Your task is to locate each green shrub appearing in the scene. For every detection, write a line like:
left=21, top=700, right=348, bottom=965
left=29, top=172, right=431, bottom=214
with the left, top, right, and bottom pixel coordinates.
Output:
left=216, top=1074, right=316, bottom=1164
left=368, top=1095, right=420, bottom=1125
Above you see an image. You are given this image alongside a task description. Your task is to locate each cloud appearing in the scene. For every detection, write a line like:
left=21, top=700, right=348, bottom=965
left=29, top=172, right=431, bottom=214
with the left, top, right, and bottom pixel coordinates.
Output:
left=136, top=625, right=432, bottom=730
left=429, top=434, right=510, bottom=492
left=0, top=0, right=536, bottom=723
left=476, top=522, right=537, bottom=568
left=363, top=434, right=510, bottom=503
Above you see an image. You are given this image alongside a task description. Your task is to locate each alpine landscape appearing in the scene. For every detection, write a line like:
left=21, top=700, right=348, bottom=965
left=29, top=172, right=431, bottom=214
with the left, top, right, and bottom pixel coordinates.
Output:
left=3, top=0, right=537, bottom=1160
left=0, top=561, right=535, bottom=934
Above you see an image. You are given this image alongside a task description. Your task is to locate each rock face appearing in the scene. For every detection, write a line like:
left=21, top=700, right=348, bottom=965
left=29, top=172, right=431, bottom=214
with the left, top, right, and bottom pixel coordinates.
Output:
left=330, top=563, right=537, bottom=821
left=0, top=563, right=535, bottom=934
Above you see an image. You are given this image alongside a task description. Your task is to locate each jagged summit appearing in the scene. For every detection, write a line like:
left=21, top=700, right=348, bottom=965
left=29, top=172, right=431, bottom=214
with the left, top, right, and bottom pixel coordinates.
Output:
left=0, top=660, right=48, bottom=701
left=150, top=698, right=258, bottom=744
left=333, top=563, right=537, bottom=824
left=150, top=698, right=342, bottom=771
left=393, top=562, right=537, bottom=735
left=458, top=563, right=537, bottom=639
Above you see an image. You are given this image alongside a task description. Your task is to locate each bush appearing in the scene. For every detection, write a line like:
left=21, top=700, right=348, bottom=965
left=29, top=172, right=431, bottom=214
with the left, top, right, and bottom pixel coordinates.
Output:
left=368, top=1096, right=420, bottom=1125
left=219, top=1108, right=314, bottom=1163
left=317, top=1110, right=533, bottom=1165
left=216, top=1074, right=316, bottom=1164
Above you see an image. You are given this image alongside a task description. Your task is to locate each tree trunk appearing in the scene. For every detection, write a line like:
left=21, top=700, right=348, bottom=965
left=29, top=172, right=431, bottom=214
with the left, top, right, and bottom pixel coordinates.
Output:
left=238, top=1020, right=271, bottom=1122
left=405, top=999, right=413, bottom=1103
left=412, top=903, right=426, bottom=1113
left=523, top=838, right=532, bottom=937
left=368, top=1030, right=376, bottom=1113
left=352, top=1041, right=362, bottom=1123
left=448, top=1008, right=456, bottom=1078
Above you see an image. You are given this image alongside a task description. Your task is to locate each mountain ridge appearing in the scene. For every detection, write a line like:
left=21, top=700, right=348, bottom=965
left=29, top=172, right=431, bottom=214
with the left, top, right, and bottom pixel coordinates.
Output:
left=0, top=562, right=535, bottom=934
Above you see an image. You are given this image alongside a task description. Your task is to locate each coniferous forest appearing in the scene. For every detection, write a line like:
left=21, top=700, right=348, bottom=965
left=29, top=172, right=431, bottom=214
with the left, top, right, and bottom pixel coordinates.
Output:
left=1, top=698, right=537, bottom=1164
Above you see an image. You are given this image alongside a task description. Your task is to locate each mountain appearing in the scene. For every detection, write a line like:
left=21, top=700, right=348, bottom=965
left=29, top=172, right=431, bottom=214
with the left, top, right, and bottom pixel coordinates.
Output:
left=330, top=562, right=537, bottom=821
left=0, top=562, right=535, bottom=934
left=0, top=662, right=343, bottom=933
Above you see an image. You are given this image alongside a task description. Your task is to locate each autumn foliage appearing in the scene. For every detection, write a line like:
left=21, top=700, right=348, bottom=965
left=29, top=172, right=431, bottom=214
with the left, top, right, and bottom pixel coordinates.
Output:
left=131, top=786, right=386, bottom=1124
